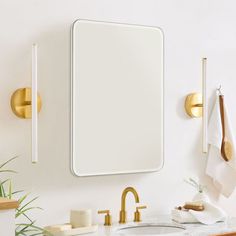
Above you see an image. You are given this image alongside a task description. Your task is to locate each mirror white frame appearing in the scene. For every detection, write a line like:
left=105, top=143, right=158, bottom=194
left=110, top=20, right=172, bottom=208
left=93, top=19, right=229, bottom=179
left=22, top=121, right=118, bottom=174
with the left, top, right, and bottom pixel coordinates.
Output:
left=71, top=19, right=164, bottom=176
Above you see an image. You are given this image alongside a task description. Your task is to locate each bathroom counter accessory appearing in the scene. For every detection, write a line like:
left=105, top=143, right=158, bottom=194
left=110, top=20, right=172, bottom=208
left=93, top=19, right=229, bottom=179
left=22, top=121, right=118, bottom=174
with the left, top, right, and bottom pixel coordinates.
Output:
left=47, top=224, right=98, bottom=236
left=0, top=197, right=19, bottom=210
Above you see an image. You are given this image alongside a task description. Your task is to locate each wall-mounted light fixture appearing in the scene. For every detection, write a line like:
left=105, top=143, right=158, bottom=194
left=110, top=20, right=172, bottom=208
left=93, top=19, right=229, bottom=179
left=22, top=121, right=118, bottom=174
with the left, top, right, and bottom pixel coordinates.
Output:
left=185, top=58, right=208, bottom=153
left=10, top=44, right=42, bottom=163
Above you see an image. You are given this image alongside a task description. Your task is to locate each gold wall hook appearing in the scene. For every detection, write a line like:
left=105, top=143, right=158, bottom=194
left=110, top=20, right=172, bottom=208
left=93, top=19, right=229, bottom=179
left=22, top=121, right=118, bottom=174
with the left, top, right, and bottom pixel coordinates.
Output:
left=185, top=92, right=203, bottom=118
left=10, top=87, right=42, bottom=119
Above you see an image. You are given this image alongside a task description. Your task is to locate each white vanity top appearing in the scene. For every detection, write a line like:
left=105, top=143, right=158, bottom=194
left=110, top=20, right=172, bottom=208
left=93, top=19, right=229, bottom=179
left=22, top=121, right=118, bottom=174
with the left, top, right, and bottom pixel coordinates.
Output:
left=83, top=216, right=236, bottom=236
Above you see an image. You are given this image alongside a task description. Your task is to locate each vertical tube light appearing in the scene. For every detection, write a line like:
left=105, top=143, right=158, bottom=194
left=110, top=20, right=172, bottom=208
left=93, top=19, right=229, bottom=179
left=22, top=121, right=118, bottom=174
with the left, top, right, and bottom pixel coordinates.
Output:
left=32, top=44, right=38, bottom=163
left=202, top=57, right=208, bottom=153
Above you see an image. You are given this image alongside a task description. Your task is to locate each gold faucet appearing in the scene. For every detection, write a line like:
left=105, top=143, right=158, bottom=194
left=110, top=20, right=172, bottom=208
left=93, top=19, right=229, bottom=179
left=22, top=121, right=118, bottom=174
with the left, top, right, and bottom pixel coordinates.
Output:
left=119, top=187, right=140, bottom=224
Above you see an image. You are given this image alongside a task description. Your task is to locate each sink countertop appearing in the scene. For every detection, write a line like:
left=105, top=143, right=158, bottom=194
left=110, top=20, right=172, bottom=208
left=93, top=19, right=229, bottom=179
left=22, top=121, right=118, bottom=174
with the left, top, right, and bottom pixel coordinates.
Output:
left=83, top=216, right=236, bottom=236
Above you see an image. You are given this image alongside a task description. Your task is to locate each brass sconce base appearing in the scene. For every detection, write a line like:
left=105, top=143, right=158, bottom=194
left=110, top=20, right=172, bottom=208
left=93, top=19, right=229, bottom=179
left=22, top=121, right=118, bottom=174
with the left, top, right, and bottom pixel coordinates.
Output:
left=10, top=88, right=42, bottom=119
left=185, top=93, right=203, bottom=118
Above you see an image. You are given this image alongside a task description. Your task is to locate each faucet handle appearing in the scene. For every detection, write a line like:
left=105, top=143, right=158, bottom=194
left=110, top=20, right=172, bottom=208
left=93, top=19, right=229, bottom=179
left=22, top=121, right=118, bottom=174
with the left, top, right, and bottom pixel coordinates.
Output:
left=98, top=210, right=112, bottom=226
left=134, top=205, right=147, bottom=222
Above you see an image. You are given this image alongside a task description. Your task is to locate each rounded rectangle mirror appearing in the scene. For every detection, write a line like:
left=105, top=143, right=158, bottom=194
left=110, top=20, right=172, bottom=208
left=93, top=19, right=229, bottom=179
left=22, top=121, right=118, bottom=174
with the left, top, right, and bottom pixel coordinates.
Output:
left=71, top=19, right=164, bottom=176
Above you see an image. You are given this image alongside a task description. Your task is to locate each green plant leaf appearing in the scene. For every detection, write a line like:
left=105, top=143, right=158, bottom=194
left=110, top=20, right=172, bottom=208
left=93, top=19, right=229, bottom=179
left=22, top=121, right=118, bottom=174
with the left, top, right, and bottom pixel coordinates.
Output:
left=1, top=178, right=10, bottom=185
left=16, top=222, right=51, bottom=236
left=21, top=212, right=34, bottom=223
left=18, top=196, right=41, bottom=213
left=9, top=190, right=24, bottom=196
left=0, top=169, right=17, bottom=174
left=0, top=156, right=18, bottom=169
left=0, top=179, right=11, bottom=197
left=16, top=207, right=42, bottom=218
left=16, top=221, right=36, bottom=235
left=18, top=193, right=30, bottom=205
left=0, top=156, right=45, bottom=236
left=0, top=182, right=6, bottom=198
left=8, top=180, right=12, bottom=199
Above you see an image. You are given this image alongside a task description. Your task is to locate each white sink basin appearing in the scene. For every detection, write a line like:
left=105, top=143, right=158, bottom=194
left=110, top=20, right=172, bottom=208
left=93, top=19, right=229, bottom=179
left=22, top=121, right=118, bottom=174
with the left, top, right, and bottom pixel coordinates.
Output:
left=115, top=223, right=186, bottom=235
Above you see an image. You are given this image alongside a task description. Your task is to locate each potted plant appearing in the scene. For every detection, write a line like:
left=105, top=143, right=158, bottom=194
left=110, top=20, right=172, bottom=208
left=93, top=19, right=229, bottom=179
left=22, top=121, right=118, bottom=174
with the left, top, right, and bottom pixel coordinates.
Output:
left=0, top=156, right=51, bottom=236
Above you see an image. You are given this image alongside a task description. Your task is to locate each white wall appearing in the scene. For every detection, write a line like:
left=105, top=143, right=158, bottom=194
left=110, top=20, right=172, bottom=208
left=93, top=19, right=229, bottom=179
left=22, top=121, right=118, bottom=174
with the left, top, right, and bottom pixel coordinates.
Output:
left=1, top=0, right=236, bottom=227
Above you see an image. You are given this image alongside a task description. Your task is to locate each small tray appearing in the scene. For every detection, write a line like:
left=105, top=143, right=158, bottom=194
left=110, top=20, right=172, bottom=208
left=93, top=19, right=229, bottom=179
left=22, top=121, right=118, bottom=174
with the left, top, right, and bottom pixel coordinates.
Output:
left=53, top=225, right=98, bottom=236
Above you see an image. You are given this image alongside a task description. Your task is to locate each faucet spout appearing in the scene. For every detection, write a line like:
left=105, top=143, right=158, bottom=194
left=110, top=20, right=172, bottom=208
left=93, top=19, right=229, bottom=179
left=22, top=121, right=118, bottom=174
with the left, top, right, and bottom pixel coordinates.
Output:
left=119, top=187, right=140, bottom=224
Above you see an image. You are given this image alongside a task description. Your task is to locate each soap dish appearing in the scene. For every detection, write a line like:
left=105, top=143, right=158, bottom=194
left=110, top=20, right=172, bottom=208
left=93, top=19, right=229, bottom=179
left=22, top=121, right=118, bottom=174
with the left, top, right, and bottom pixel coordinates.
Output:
left=53, top=225, right=98, bottom=236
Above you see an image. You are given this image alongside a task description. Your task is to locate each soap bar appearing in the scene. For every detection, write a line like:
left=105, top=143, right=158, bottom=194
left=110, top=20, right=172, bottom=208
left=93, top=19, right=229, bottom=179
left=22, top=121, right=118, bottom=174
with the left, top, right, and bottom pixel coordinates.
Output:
left=44, top=224, right=72, bottom=233
left=70, top=209, right=92, bottom=228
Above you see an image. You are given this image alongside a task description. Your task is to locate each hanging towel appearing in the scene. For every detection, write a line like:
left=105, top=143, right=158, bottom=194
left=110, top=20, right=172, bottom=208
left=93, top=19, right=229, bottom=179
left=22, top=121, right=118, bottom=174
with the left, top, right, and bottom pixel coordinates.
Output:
left=206, top=93, right=236, bottom=197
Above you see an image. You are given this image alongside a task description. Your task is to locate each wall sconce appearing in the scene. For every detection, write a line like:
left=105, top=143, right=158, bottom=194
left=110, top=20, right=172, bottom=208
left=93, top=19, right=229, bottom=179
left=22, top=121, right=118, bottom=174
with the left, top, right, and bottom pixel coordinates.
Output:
left=185, top=58, right=208, bottom=153
left=10, top=44, right=42, bottom=163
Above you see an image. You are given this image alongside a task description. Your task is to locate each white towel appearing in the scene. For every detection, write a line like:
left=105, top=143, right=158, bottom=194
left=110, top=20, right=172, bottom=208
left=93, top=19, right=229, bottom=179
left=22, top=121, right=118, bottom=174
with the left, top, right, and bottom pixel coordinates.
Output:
left=189, top=201, right=227, bottom=225
left=171, top=209, right=198, bottom=223
left=171, top=201, right=227, bottom=225
left=206, top=94, right=236, bottom=197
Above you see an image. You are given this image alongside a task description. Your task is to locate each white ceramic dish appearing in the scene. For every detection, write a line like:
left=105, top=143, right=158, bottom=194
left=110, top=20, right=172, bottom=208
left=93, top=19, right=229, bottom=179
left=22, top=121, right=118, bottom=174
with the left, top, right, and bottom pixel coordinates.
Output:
left=51, top=224, right=98, bottom=236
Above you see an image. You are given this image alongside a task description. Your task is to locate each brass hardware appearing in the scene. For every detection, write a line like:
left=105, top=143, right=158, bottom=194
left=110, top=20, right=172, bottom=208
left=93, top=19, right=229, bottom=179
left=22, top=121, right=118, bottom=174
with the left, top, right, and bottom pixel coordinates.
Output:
left=185, top=58, right=207, bottom=119
left=134, top=205, right=147, bottom=222
left=119, top=187, right=140, bottom=224
left=98, top=210, right=112, bottom=226
left=185, top=93, right=202, bottom=118
left=10, top=88, right=42, bottom=119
